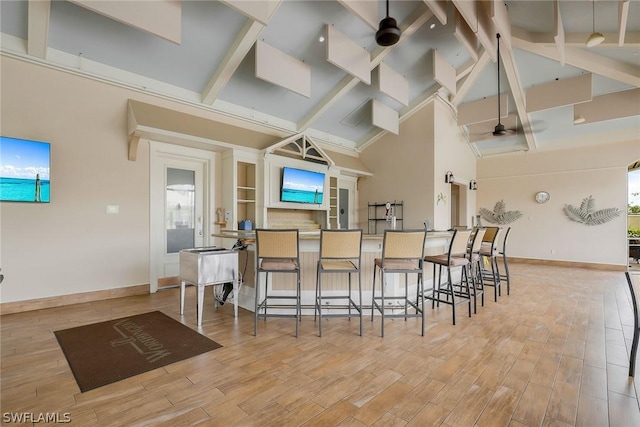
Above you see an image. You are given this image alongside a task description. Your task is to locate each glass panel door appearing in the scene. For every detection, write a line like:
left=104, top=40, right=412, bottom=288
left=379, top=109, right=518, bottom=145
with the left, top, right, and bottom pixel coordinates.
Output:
left=166, top=168, right=196, bottom=253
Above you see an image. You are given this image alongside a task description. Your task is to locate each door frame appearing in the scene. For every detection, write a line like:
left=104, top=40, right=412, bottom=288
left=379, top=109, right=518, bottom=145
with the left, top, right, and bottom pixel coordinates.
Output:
left=149, top=141, right=216, bottom=293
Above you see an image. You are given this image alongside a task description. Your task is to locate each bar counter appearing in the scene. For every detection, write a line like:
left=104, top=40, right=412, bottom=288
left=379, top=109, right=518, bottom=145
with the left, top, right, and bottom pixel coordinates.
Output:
left=211, top=229, right=453, bottom=314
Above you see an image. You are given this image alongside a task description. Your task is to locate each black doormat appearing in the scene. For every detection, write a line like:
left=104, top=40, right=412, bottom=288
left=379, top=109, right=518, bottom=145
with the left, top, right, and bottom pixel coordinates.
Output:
left=54, top=311, right=222, bottom=392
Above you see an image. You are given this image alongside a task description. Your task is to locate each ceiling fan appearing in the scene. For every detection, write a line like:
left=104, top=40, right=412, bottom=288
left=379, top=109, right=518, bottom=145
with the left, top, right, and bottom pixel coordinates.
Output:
left=376, top=0, right=401, bottom=46
left=491, top=33, right=514, bottom=137
left=467, top=33, right=546, bottom=142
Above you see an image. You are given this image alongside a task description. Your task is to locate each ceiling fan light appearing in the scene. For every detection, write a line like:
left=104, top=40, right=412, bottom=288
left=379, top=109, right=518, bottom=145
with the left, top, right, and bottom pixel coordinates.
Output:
left=586, top=31, right=605, bottom=47
left=376, top=17, right=401, bottom=46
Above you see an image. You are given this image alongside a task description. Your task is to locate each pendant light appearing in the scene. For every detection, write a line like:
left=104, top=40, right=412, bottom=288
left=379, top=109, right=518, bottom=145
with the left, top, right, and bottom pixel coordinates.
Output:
left=586, top=0, right=605, bottom=47
left=376, top=0, right=401, bottom=46
left=493, top=33, right=506, bottom=136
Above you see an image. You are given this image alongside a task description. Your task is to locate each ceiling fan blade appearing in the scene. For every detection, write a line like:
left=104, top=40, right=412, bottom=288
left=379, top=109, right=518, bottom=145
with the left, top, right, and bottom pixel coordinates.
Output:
left=467, top=114, right=518, bottom=141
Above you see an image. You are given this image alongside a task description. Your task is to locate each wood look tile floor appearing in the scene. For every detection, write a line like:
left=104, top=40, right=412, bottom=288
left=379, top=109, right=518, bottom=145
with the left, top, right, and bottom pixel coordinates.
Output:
left=2, top=264, right=640, bottom=426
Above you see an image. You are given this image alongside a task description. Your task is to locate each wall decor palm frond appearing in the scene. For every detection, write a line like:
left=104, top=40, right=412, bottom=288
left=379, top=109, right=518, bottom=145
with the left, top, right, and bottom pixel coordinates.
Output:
left=563, top=196, right=620, bottom=226
left=479, top=200, right=523, bottom=225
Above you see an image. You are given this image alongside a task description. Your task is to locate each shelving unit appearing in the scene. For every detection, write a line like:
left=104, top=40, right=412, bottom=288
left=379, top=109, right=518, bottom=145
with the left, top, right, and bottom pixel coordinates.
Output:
left=328, top=176, right=339, bottom=229
left=236, top=161, right=256, bottom=227
left=367, top=201, right=403, bottom=234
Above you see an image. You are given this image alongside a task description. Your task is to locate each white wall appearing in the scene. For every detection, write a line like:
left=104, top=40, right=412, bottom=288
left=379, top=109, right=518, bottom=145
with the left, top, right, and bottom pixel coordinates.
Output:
left=477, top=140, right=639, bottom=267
left=1, top=57, right=151, bottom=303
left=358, top=96, right=476, bottom=231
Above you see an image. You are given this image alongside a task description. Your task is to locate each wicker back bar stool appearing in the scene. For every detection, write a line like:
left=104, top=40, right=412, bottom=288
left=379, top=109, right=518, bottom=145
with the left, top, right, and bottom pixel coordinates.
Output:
left=254, top=229, right=301, bottom=337
left=371, top=229, right=427, bottom=337
left=315, top=229, right=363, bottom=337
left=479, top=226, right=503, bottom=302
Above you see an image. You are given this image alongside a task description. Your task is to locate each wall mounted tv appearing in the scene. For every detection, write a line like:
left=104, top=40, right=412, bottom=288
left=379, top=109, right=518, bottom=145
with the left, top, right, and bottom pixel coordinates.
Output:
left=0, top=136, right=51, bottom=203
left=280, top=166, right=325, bottom=204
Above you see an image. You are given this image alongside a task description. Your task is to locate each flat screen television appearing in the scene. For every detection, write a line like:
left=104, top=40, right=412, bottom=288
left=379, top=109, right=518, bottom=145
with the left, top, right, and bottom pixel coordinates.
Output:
left=0, top=136, right=51, bottom=203
left=280, top=166, right=325, bottom=204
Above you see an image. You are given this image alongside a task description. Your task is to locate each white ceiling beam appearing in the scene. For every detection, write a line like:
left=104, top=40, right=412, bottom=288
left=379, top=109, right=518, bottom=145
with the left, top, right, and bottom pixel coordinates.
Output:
left=553, top=0, right=565, bottom=66
left=619, top=0, right=630, bottom=46
left=452, top=0, right=497, bottom=62
left=27, top=0, right=50, bottom=59
left=456, top=57, right=480, bottom=82
left=512, top=26, right=640, bottom=47
left=489, top=0, right=512, bottom=51
left=512, top=34, right=640, bottom=88
left=451, top=50, right=491, bottom=105
left=201, top=0, right=282, bottom=105
left=453, top=9, right=478, bottom=62
left=499, top=41, right=536, bottom=151
left=201, top=20, right=265, bottom=105
left=423, top=0, right=447, bottom=25
left=297, top=7, right=434, bottom=132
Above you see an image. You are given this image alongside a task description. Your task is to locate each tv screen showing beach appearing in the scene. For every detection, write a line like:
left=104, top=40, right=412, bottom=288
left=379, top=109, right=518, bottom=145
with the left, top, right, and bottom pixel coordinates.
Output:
left=280, top=167, right=324, bottom=204
left=0, top=136, right=51, bottom=203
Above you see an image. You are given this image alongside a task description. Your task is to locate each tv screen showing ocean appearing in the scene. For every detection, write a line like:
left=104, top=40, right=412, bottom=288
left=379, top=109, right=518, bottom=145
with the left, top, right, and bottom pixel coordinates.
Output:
left=0, top=177, right=50, bottom=202
left=281, top=188, right=323, bottom=204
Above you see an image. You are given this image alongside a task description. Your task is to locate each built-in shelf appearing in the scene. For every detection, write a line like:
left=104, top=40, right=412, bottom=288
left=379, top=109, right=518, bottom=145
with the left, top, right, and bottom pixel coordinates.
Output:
left=236, top=161, right=256, bottom=228
left=328, top=176, right=339, bottom=229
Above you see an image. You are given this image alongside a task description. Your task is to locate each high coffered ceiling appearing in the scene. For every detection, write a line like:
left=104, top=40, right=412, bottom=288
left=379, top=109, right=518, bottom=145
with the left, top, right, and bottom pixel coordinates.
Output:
left=1, top=0, right=639, bottom=157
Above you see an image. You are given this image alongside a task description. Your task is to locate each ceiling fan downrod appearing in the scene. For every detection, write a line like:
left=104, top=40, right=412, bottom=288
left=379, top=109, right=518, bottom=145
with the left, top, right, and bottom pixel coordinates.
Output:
left=493, top=33, right=507, bottom=136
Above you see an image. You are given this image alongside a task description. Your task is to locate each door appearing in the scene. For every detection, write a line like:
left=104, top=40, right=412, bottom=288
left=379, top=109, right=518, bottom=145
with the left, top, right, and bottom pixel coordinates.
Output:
left=339, top=178, right=357, bottom=230
left=150, top=142, right=214, bottom=292
left=339, top=188, right=349, bottom=229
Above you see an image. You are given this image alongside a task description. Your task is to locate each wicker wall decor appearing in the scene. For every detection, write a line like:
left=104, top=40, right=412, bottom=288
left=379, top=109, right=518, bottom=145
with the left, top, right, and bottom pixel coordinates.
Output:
left=479, top=200, right=523, bottom=225
left=563, top=196, right=620, bottom=226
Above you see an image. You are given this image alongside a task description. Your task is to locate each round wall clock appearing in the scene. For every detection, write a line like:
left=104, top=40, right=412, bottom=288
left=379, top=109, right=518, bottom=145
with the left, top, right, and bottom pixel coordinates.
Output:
left=535, top=191, right=550, bottom=204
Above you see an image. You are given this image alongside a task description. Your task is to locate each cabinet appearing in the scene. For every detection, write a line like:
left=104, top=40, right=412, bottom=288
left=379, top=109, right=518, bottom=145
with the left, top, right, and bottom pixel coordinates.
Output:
left=368, top=201, right=403, bottom=234
left=328, top=176, right=339, bottom=229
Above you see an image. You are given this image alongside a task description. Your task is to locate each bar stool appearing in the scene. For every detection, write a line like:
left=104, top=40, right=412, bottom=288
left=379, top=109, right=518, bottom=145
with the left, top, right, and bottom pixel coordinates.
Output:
left=498, top=227, right=512, bottom=295
left=626, top=272, right=639, bottom=377
left=480, top=226, right=503, bottom=302
left=315, top=229, right=363, bottom=337
left=254, top=229, right=301, bottom=337
left=461, top=227, right=486, bottom=314
left=371, top=229, right=427, bottom=337
left=424, top=229, right=473, bottom=325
